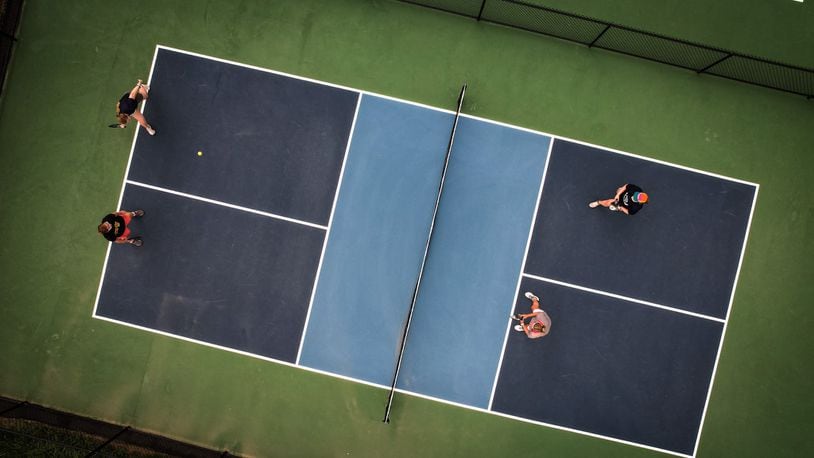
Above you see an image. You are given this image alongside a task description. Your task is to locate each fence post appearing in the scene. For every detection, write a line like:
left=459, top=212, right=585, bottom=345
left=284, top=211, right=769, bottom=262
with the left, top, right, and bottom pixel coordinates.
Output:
left=477, top=0, right=487, bottom=20
left=589, top=24, right=611, bottom=48
left=698, top=53, right=733, bottom=74
left=85, top=426, right=131, bottom=457
left=0, top=401, right=27, bottom=417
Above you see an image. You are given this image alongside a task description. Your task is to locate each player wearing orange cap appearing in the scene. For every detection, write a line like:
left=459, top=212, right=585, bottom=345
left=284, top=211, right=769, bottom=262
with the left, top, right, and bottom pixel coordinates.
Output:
left=589, top=184, right=648, bottom=215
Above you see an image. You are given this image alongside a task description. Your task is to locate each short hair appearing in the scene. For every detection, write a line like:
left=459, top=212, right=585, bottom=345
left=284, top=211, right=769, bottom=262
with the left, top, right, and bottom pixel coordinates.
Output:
left=532, top=322, right=545, bottom=332
left=98, top=222, right=110, bottom=233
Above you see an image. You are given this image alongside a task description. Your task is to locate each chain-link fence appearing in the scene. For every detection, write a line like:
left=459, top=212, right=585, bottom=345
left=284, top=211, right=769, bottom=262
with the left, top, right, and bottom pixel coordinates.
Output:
left=400, top=0, right=814, bottom=99
left=0, top=397, right=238, bottom=457
left=0, top=0, right=23, bottom=100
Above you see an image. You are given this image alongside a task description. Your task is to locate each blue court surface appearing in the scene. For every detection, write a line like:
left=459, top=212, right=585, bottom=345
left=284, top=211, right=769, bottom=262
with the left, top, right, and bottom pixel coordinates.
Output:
left=94, top=46, right=758, bottom=457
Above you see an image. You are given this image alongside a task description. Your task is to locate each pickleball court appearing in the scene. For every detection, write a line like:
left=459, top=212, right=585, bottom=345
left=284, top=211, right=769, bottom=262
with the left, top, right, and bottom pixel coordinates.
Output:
left=94, top=46, right=757, bottom=457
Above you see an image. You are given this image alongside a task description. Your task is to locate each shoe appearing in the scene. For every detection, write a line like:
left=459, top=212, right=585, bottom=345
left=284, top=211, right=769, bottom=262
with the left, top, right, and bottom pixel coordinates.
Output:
left=524, top=292, right=539, bottom=301
left=145, top=126, right=156, bottom=136
left=608, top=204, right=618, bottom=211
left=133, top=209, right=144, bottom=217
left=510, top=314, right=522, bottom=321
left=514, top=325, right=524, bottom=332
left=588, top=201, right=599, bottom=208
left=130, top=237, right=143, bottom=247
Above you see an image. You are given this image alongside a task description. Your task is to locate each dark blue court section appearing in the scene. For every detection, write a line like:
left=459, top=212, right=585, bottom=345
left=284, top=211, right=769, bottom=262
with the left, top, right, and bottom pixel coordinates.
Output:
left=525, top=140, right=756, bottom=318
left=96, top=184, right=324, bottom=363
left=491, top=277, right=723, bottom=455
left=131, top=48, right=358, bottom=226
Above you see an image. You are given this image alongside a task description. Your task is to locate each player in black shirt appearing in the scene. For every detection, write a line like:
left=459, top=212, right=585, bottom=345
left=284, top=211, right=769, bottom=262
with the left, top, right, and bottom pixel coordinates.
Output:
left=589, top=184, right=648, bottom=215
left=98, top=209, right=145, bottom=246
left=114, top=79, right=155, bottom=135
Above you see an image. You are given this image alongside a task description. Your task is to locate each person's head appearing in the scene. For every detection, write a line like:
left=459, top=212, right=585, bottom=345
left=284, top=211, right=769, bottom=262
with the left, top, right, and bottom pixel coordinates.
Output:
left=98, top=221, right=112, bottom=234
left=115, top=103, right=128, bottom=127
left=532, top=322, right=546, bottom=333
left=632, top=192, right=649, bottom=204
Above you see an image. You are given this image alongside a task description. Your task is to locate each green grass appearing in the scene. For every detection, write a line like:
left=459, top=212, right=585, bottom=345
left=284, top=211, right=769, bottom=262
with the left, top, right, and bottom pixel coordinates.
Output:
left=0, top=0, right=812, bottom=456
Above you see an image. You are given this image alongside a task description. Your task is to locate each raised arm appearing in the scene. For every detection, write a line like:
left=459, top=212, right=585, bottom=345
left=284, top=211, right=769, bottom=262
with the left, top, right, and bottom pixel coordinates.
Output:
left=128, top=79, right=144, bottom=99
left=614, top=184, right=628, bottom=201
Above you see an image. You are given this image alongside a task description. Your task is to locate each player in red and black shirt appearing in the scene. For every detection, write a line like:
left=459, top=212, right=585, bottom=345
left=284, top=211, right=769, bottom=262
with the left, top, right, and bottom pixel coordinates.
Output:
left=589, top=183, right=649, bottom=215
left=98, top=210, right=145, bottom=246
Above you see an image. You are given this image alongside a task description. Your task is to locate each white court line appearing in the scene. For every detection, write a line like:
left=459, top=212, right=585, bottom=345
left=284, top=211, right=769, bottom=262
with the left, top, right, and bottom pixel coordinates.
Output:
left=487, top=137, right=555, bottom=410
left=92, top=314, right=390, bottom=392
left=295, top=93, right=362, bottom=364
left=395, top=388, right=692, bottom=458
left=126, top=180, right=328, bottom=230
left=523, top=274, right=726, bottom=324
left=92, top=310, right=681, bottom=458
left=154, top=45, right=758, bottom=189
left=92, top=45, right=761, bottom=458
left=155, top=45, right=456, bottom=116
left=458, top=114, right=758, bottom=187
left=92, top=46, right=161, bottom=318
left=692, top=184, right=760, bottom=456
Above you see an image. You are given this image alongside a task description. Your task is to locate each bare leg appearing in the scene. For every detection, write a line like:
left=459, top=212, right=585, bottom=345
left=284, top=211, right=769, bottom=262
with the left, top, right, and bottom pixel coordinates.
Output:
left=516, top=297, right=541, bottom=319
left=594, top=198, right=616, bottom=208
left=591, top=184, right=627, bottom=208
left=530, top=298, right=540, bottom=311
left=130, top=111, right=155, bottom=135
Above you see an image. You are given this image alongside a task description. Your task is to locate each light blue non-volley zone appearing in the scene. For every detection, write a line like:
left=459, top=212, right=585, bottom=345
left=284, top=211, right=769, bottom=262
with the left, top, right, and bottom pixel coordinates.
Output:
left=298, top=95, right=453, bottom=385
left=395, top=118, right=550, bottom=407
left=299, top=95, right=552, bottom=408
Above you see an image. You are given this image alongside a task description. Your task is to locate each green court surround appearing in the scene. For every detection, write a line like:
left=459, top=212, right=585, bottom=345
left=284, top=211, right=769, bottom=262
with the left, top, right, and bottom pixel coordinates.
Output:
left=0, top=1, right=812, bottom=456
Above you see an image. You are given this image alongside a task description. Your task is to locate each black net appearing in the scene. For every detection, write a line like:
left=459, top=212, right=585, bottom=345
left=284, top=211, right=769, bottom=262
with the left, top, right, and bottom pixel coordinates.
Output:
left=400, top=0, right=814, bottom=98
left=593, top=27, right=728, bottom=71
left=0, top=397, right=235, bottom=457
left=383, top=84, right=467, bottom=423
left=707, top=55, right=814, bottom=97
left=483, top=0, right=607, bottom=44
left=401, top=0, right=484, bottom=16
left=0, top=0, right=24, bottom=98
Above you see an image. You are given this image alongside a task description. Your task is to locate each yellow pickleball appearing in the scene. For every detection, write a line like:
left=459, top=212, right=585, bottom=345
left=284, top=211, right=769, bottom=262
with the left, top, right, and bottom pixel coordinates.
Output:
left=197, top=151, right=203, bottom=156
